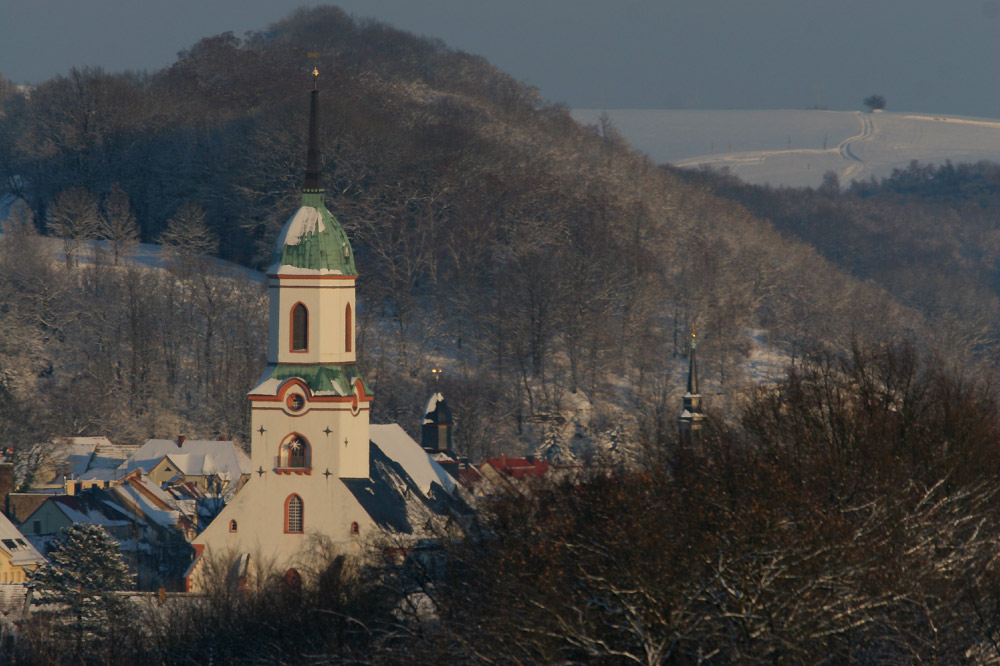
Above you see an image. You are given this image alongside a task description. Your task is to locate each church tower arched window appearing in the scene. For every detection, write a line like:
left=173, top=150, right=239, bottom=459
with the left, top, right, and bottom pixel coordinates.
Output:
left=285, top=494, right=304, bottom=533
left=281, top=434, right=311, bottom=469
left=291, top=303, right=308, bottom=352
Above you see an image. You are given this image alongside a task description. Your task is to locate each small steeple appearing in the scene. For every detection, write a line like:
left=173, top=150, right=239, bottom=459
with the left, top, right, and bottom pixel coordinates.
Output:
left=678, top=327, right=706, bottom=443
left=686, top=327, right=699, bottom=396
left=304, top=67, right=322, bottom=191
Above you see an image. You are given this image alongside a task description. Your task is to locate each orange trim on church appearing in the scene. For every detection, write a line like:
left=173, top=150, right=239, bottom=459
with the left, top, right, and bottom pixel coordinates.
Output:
left=267, top=273, right=358, bottom=280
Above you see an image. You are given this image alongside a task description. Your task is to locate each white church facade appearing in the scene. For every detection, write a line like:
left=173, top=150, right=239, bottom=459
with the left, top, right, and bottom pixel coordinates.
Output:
left=186, top=71, right=462, bottom=590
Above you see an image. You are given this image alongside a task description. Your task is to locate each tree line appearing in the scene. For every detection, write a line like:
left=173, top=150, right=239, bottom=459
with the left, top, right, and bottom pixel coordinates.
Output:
left=8, top=341, right=1000, bottom=664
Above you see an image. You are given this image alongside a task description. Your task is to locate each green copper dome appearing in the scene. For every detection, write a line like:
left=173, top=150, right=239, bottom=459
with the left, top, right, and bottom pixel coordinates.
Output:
left=269, top=189, right=357, bottom=275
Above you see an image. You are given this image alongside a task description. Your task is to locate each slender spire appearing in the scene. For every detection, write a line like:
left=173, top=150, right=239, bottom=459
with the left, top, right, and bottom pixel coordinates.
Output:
left=304, top=67, right=322, bottom=191
left=686, top=328, right=699, bottom=395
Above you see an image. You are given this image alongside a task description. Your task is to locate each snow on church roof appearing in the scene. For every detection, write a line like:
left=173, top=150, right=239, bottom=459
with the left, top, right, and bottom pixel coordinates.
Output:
left=370, top=424, right=456, bottom=495
left=275, top=206, right=326, bottom=248
left=424, top=393, right=444, bottom=419
left=343, top=430, right=469, bottom=536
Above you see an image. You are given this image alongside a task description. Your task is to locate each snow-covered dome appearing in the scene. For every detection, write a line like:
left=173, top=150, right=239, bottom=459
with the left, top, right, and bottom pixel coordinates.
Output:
left=269, top=194, right=356, bottom=275
left=423, top=392, right=453, bottom=426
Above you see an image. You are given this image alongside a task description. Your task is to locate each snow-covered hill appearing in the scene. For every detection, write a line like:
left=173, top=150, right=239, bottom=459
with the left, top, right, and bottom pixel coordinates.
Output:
left=572, top=109, right=1000, bottom=188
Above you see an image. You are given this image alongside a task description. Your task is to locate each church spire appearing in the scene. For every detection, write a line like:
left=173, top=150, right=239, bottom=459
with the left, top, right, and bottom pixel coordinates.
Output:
left=686, top=328, right=699, bottom=396
left=304, top=67, right=322, bottom=191
left=678, top=327, right=705, bottom=443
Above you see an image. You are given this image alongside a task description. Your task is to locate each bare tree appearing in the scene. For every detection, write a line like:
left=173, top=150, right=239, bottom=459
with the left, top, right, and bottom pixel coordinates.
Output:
left=47, top=186, right=100, bottom=267
left=100, top=182, right=140, bottom=264
left=159, top=202, right=218, bottom=277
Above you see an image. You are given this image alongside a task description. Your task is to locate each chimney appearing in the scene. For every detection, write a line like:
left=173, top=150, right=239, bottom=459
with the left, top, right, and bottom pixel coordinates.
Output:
left=177, top=435, right=186, bottom=448
left=64, top=479, right=79, bottom=496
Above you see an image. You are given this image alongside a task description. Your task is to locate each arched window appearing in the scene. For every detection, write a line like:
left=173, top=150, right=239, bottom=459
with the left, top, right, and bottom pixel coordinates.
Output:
left=350, top=521, right=359, bottom=536
left=285, top=494, right=304, bottom=533
left=283, top=568, right=302, bottom=590
left=291, top=303, right=308, bottom=351
left=345, top=303, right=353, bottom=352
left=281, top=434, right=310, bottom=469
left=229, top=519, right=237, bottom=533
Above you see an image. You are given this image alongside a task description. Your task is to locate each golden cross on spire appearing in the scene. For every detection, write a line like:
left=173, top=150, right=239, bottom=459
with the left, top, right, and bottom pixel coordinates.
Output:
left=431, top=367, right=442, bottom=386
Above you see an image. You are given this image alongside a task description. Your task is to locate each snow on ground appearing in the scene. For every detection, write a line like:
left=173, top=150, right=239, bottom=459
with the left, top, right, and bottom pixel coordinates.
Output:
left=0, top=233, right=265, bottom=283
left=572, top=109, right=1000, bottom=188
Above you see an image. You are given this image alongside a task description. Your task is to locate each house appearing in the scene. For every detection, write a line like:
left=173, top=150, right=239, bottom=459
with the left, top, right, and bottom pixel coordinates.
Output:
left=21, top=475, right=196, bottom=590
left=25, top=436, right=138, bottom=489
left=186, top=71, right=468, bottom=591
left=0, top=511, right=45, bottom=622
left=0, top=511, right=44, bottom=584
left=6, top=436, right=139, bottom=523
left=118, top=437, right=251, bottom=497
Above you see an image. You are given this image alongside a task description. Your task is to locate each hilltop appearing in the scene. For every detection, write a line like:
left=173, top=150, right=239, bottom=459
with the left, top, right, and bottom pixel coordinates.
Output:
left=572, top=108, right=1000, bottom=187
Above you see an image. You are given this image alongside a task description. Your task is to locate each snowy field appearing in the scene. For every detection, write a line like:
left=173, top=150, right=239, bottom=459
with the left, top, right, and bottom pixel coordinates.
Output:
left=572, top=109, right=1000, bottom=188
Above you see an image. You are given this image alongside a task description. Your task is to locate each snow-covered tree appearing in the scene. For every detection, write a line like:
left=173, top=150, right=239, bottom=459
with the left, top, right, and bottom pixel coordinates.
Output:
left=47, top=186, right=100, bottom=268
left=30, top=523, right=135, bottom=660
left=100, top=182, right=140, bottom=264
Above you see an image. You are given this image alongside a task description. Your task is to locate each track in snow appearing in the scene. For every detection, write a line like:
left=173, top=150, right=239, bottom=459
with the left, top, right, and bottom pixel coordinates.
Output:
left=837, top=112, right=875, bottom=179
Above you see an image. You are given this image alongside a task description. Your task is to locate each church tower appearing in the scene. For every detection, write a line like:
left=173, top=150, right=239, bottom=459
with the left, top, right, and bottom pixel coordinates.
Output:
left=247, top=67, right=372, bottom=482
left=677, top=329, right=705, bottom=443
left=187, top=71, right=376, bottom=589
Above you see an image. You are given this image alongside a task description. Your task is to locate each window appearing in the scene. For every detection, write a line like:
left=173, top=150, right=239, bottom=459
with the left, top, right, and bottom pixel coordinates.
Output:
left=345, top=303, right=352, bottom=352
left=285, top=494, right=304, bottom=533
left=33, top=520, right=40, bottom=535
left=350, top=521, right=359, bottom=536
left=283, top=568, right=302, bottom=590
left=291, top=303, right=308, bottom=351
left=282, top=435, right=310, bottom=469
left=229, top=520, right=238, bottom=533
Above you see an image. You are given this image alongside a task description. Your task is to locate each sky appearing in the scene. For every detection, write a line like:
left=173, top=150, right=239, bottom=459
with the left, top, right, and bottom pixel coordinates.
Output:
left=1, top=0, right=998, bottom=117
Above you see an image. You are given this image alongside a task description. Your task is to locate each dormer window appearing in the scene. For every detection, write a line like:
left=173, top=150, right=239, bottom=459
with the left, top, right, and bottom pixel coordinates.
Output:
left=291, top=303, right=308, bottom=351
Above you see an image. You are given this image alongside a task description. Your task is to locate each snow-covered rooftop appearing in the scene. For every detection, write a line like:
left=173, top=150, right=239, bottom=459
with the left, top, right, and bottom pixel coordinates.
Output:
left=0, top=512, right=44, bottom=566
left=370, top=424, right=456, bottom=495
left=122, top=439, right=251, bottom=481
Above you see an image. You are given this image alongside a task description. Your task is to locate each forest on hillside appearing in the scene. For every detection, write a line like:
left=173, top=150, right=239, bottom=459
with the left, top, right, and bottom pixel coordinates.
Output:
left=0, top=6, right=994, bottom=463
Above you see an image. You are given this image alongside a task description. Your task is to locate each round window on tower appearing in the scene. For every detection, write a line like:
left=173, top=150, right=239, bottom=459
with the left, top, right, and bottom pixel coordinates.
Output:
left=286, top=394, right=305, bottom=412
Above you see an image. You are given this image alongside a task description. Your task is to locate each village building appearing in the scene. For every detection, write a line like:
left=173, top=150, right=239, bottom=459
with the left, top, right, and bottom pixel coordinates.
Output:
left=0, top=511, right=45, bottom=623
left=0, top=511, right=44, bottom=584
left=119, top=437, right=251, bottom=497
left=186, top=71, right=465, bottom=590
left=21, top=473, right=197, bottom=589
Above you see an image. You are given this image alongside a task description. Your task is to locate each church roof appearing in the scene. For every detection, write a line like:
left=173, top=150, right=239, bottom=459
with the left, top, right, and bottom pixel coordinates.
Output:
left=423, top=392, right=453, bottom=426
left=342, top=429, right=468, bottom=535
left=249, top=363, right=370, bottom=397
left=268, top=194, right=357, bottom=275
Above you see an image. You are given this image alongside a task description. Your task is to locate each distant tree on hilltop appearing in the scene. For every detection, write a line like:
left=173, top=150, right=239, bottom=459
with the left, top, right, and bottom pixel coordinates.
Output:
left=864, top=94, right=886, bottom=112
